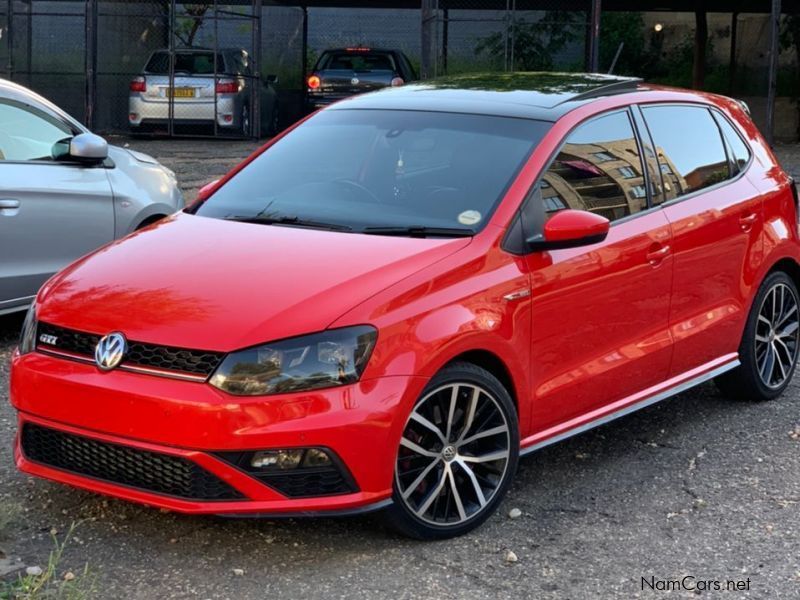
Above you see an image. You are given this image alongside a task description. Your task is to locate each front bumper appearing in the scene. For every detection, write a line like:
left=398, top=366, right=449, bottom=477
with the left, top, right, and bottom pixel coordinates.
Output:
left=11, top=350, right=426, bottom=515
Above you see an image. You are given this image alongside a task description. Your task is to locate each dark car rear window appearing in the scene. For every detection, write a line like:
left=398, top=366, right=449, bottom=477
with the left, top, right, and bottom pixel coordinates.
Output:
left=319, top=52, right=396, bottom=72
left=145, top=51, right=224, bottom=75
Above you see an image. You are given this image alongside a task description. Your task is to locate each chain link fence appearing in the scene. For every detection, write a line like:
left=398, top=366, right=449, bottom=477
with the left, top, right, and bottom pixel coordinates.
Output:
left=0, top=2, right=797, bottom=141
left=440, top=2, right=589, bottom=76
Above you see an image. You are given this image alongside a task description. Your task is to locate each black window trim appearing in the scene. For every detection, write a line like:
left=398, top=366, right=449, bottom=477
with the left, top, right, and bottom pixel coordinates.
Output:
left=502, top=105, right=657, bottom=254
left=636, top=101, right=754, bottom=209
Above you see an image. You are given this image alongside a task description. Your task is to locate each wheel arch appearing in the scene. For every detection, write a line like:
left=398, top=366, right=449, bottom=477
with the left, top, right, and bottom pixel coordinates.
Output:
left=767, top=257, right=800, bottom=291
left=443, top=349, right=518, bottom=413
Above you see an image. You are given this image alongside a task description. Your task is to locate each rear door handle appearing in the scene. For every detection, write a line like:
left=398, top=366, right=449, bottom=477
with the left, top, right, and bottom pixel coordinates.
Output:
left=0, top=199, right=20, bottom=209
left=646, top=244, right=671, bottom=266
left=739, top=213, right=758, bottom=231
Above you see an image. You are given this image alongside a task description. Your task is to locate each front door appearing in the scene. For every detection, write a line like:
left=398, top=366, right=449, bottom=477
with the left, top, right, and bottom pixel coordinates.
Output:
left=0, top=99, right=114, bottom=312
left=521, top=109, right=675, bottom=433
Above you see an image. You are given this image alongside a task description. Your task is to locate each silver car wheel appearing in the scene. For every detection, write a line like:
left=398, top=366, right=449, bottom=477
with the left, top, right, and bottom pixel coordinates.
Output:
left=395, top=383, right=511, bottom=526
left=755, top=282, right=800, bottom=389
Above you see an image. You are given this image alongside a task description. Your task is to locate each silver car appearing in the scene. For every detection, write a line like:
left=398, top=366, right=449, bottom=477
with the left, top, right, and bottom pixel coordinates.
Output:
left=0, top=77, right=182, bottom=316
left=129, top=48, right=280, bottom=136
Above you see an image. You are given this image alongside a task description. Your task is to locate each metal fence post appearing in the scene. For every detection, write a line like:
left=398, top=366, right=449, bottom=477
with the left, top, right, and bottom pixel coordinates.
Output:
left=420, top=0, right=438, bottom=79
left=6, top=0, right=13, bottom=78
left=587, top=0, right=601, bottom=73
left=765, top=0, right=781, bottom=146
left=84, top=0, right=98, bottom=129
left=252, top=0, right=262, bottom=138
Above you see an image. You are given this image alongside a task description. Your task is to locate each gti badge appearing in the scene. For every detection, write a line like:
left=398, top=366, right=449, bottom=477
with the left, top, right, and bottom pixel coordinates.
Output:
left=38, top=334, right=58, bottom=346
left=94, top=332, right=128, bottom=371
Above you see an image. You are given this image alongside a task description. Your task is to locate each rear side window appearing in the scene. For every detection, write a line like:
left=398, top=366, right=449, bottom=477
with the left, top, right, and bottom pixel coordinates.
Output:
left=538, top=110, right=647, bottom=223
left=320, top=52, right=396, bottom=72
left=145, top=51, right=224, bottom=75
left=712, top=111, right=751, bottom=174
left=642, top=105, right=729, bottom=199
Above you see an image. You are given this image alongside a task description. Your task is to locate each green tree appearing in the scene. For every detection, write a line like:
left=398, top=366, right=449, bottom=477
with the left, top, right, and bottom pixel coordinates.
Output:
left=475, top=12, right=583, bottom=71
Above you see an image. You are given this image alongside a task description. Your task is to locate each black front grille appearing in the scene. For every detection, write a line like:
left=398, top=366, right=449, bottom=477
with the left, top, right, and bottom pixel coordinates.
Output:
left=36, top=322, right=224, bottom=378
left=260, top=470, right=355, bottom=498
left=21, top=424, right=243, bottom=501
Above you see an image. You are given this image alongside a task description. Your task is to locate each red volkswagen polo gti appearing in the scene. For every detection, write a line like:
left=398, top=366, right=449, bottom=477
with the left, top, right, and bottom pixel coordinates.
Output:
left=10, top=73, right=800, bottom=539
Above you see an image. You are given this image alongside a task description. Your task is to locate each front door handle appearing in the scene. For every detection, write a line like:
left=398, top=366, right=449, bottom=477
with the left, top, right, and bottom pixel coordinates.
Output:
left=739, top=213, right=758, bottom=231
left=0, top=199, right=20, bottom=209
left=646, top=244, right=671, bottom=266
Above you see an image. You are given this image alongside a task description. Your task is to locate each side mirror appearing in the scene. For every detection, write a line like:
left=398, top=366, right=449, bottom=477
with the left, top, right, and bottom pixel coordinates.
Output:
left=196, top=179, right=221, bottom=202
left=526, top=209, right=609, bottom=251
left=67, top=133, right=108, bottom=163
left=265, top=74, right=278, bottom=85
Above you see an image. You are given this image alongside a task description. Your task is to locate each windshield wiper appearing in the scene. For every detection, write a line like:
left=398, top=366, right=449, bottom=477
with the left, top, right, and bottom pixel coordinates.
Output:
left=224, top=214, right=352, bottom=232
left=362, top=225, right=475, bottom=238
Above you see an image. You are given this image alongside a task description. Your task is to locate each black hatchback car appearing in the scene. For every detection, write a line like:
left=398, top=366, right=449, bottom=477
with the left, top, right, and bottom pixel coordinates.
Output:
left=306, top=47, right=417, bottom=111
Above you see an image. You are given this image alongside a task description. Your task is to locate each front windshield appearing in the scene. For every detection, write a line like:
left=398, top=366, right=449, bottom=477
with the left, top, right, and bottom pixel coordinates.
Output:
left=194, top=109, right=550, bottom=234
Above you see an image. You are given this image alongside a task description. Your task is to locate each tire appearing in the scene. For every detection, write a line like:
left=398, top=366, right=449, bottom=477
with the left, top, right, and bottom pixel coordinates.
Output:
left=383, top=361, right=519, bottom=540
left=715, top=271, right=800, bottom=401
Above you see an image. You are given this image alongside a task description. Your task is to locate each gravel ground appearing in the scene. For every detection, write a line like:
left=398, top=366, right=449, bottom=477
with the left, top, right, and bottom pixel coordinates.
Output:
left=1, top=141, right=800, bottom=599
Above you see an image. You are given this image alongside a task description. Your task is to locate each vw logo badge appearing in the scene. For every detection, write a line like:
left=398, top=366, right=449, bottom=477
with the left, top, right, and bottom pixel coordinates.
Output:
left=351, top=77, right=359, bottom=85
left=94, top=332, right=128, bottom=371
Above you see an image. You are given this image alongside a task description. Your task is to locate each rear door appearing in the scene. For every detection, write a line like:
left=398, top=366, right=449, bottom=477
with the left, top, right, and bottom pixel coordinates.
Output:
left=640, top=103, right=761, bottom=375
left=520, top=109, right=674, bottom=432
left=0, top=99, right=114, bottom=312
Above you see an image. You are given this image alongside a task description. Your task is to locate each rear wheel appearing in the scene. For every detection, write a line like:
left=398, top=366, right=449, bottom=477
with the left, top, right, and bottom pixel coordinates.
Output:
left=715, top=271, right=800, bottom=401
left=384, top=362, right=519, bottom=539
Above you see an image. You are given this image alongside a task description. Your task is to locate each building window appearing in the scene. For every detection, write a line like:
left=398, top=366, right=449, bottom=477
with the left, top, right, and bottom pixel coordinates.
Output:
left=660, top=163, right=672, bottom=175
left=543, top=195, right=566, bottom=213
left=618, top=166, right=637, bottom=179
left=593, top=151, right=615, bottom=162
left=630, top=185, right=646, bottom=199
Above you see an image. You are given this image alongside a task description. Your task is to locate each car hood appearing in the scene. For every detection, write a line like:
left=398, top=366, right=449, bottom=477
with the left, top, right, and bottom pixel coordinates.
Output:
left=37, top=212, right=471, bottom=351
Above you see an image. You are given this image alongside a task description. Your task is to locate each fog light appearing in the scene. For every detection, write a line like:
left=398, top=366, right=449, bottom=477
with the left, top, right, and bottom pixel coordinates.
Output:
left=250, top=449, right=303, bottom=470
left=303, top=448, right=332, bottom=468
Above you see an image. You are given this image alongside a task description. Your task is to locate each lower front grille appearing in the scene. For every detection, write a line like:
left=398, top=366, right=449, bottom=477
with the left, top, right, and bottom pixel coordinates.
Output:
left=21, top=424, right=243, bottom=501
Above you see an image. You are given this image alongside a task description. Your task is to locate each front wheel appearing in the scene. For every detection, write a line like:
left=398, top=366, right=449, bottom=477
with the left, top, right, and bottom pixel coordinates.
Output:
left=716, top=271, right=800, bottom=401
left=384, top=362, right=519, bottom=540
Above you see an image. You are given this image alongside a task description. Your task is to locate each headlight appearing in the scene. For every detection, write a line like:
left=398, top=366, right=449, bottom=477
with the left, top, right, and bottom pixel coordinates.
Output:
left=209, top=325, right=377, bottom=396
left=18, top=301, right=38, bottom=355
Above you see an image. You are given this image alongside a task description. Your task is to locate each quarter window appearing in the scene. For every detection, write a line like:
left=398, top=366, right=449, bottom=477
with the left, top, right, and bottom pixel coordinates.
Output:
left=642, top=105, right=729, bottom=199
left=712, top=111, right=751, bottom=174
left=538, top=110, right=647, bottom=222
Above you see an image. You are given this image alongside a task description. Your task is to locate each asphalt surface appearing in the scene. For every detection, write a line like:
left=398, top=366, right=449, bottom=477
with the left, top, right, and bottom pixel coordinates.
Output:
left=1, top=141, right=799, bottom=599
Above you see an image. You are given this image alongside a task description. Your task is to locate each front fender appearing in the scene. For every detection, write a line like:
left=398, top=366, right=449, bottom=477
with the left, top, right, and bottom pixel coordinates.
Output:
left=332, top=232, right=533, bottom=437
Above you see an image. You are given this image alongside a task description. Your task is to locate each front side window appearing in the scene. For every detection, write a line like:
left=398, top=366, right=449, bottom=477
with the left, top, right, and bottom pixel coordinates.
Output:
left=642, top=105, right=729, bottom=199
left=0, top=101, right=73, bottom=162
left=538, top=110, right=647, bottom=222
left=195, top=110, right=550, bottom=234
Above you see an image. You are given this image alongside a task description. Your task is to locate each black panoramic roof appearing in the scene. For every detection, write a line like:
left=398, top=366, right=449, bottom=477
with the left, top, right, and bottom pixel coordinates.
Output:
left=329, top=72, right=645, bottom=121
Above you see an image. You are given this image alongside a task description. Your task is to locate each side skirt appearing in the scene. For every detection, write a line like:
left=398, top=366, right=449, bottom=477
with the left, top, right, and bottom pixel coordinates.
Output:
left=520, top=356, right=740, bottom=456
